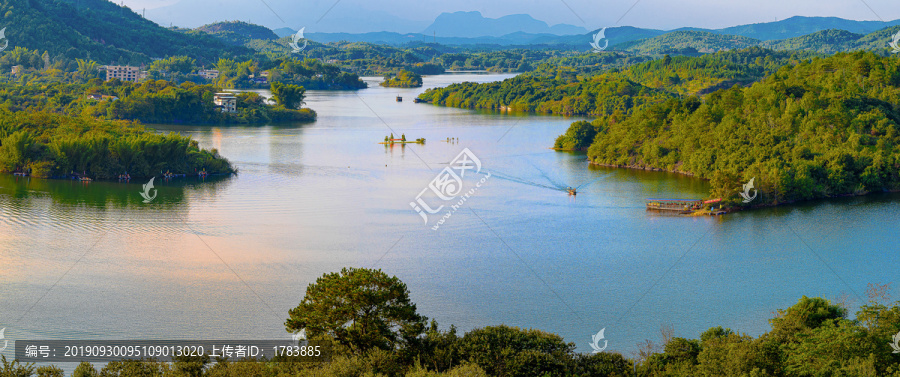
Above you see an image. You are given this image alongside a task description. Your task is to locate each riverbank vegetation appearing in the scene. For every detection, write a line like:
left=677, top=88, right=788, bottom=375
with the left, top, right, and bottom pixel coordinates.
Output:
left=211, top=57, right=367, bottom=90
left=0, top=79, right=315, bottom=124
left=421, top=48, right=900, bottom=208
left=5, top=268, right=898, bottom=376
left=0, top=111, right=233, bottom=179
left=256, top=41, right=588, bottom=76
left=418, top=48, right=811, bottom=114
left=560, top=51, right=900, bottom=207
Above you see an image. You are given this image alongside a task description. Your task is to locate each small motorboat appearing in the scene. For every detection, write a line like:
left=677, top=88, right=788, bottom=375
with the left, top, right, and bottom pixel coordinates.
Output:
left=396, top=95, right=403, bottom=102
left=567, top=187, right=577, bottom=196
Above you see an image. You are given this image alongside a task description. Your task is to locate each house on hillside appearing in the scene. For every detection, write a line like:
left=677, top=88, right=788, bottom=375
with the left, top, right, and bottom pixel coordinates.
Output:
left=103, top=65, right=147, bottom=82
left=213, top=93, right=237, bottom=113
left=199, top=69, right=220, bottom=80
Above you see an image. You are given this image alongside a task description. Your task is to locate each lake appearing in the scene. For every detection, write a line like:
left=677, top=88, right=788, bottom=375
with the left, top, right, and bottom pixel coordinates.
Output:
left=0, top=73, right=898, bottom=364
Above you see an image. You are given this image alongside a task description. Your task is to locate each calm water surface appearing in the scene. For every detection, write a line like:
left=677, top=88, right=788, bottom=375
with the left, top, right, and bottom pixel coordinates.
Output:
left=1, top=73, right=898, bottom=361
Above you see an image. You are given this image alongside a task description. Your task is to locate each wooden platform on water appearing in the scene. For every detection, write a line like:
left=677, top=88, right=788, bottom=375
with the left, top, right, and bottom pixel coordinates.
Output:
left=647, top=198, right=726, bottom=216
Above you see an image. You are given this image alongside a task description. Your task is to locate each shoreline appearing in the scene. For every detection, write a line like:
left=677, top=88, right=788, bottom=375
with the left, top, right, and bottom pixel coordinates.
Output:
left=586, top=157, right=896, bottom=212
left=4, top=172, right=235, bottom=182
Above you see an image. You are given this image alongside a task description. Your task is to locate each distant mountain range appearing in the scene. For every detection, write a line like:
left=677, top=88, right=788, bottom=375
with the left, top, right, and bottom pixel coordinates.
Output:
left=266, top=15, right=900, bottom=54
left=421, top=11, right=586, bottom=37
left=707, top=16, right=900, bottom=41
left=6, top=0, right=900, bottom=68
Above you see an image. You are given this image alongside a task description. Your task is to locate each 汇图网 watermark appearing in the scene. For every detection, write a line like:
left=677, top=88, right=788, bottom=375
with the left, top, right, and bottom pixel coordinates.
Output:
left=889, top=30, right=900, bottom=54
left=140, top=177, right=157, bottom=203
left=290, top=27, right=307, bottom=53
left=0, top=27, right=9, bottom=52
left=588, top=328, right=607, bottom=353
left=0, top=327, right=8, bottom=352
left=590, top=27, right=608, bottom=53
left=410, top=148, right=491, bottom=230
left=740, top=177, right=757, bottom=203
left=890, top=330, right=900, bottom=353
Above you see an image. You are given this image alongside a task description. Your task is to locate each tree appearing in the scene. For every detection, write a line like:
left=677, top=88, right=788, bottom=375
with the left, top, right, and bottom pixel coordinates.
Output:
left=285, top=267, right=427, bottom=355
left=459, top=325, right=576, bottom=377
left=72, top=362, right=99, bottom=377
left=554, top=120, right=597, bottom=151
left=0, top=130, right=36, bottom=172
left=270, top=81, right=306, bottom=110
left=76, top=59, right=99, bottom=80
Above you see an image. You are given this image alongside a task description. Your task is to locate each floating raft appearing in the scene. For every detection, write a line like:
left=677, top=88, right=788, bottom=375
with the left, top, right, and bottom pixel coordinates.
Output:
left=646, top=198, right=725, bottom=215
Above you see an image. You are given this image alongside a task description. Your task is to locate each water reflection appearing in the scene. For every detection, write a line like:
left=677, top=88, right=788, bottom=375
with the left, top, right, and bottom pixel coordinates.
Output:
left=0, top=173, right=232, bottom=209
left=1, top=73, right=896, bottom=360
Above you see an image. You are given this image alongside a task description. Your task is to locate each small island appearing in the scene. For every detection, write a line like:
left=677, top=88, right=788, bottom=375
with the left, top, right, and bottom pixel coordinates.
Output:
left=0, top=110, right=234, bottom=180
left=380, top=70, right=423, bottom=88
left=380, top=133, right=425, bottom=144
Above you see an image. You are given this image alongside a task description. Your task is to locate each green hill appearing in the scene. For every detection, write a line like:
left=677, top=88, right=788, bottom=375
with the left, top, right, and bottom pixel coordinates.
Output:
left=196, top=21, right=279, bottom=46
left=851, top=25, right=900, bottom=52
left=715, top=15, right=900, bottom=40
left=760, top=29, right=864, bottom=54
left=0, top=0, right=250, bottom=65
left=564, top=52, right=900, bottom=206
left=418, top=48, right=809, bottom=114
left=760, top=26, right=900, bottom=54
left=616, top=31, right=761, bottom=55
left=610, top=26, right=900, bottom=57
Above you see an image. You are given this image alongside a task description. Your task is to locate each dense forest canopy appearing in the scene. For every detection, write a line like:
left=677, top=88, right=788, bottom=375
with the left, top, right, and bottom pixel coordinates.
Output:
left=557, top=51, right=900, bottom=206
left=4, top=270, right=899, bottom=376
left=0, top=0, right=251, bottom=66
left=0, top=78, right=315, bottom=124
left=418, top=48, right=815, bottom=115
left=380, top=69, right=423, bottom=88
left=0, top=110, right=233, bottom=179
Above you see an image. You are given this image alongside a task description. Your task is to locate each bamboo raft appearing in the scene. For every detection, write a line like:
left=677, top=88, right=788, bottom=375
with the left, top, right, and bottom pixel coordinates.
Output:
left=646, top=198, right=726, bottom=215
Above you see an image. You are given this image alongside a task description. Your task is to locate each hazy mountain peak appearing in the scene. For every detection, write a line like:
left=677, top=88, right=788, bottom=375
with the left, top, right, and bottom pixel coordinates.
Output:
left=422, top=11, right=587, bottom=37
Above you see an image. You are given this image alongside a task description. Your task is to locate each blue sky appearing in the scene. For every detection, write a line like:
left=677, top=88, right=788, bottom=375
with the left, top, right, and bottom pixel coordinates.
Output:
left=121, top=0, right=900, bottom=31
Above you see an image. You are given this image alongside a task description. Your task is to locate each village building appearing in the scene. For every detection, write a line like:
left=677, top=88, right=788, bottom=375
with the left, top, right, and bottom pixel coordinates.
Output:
left=103, top=65, right=147, bottom=82
left=213, top=92, right=237, bottom=113
left=199, top=69, right=220, bottom=80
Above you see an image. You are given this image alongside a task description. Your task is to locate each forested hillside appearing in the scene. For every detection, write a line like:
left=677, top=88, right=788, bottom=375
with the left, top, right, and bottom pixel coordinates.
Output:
left=563, top=52, right=900, bottom=206
left=196, top=21, right=279, bottom=46
left=419, top=48, right=810, bottom=113
left=616, top=31, right=761, bottom=55
left=0, top=0, right=250, bottom=65
left=0, top=110, right=234, bottom=179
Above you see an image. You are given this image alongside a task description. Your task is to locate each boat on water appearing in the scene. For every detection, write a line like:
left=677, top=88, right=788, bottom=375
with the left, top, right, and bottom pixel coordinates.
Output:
left=380, top=134, right=425, bottom=144
left=396, top=95, right=403, bottom=102
left=567, top=187, right=577, bottom=196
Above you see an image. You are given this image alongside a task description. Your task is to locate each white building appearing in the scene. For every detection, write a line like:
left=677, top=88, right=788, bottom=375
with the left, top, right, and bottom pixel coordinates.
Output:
left=199, top=69, right=220, bottom=80
left=213, top=93, right=237, bottom=113
left=103, top=65, right=147, bottom=82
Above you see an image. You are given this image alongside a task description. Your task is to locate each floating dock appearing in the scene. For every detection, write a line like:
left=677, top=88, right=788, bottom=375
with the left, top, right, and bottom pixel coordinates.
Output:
left=646, top=198, right=726, bottom=215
